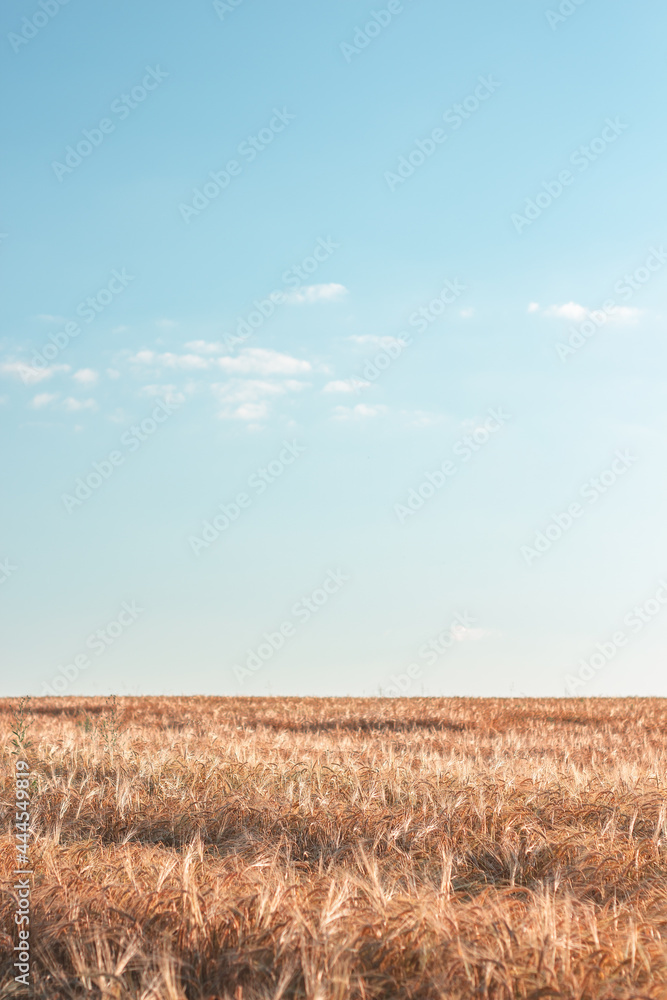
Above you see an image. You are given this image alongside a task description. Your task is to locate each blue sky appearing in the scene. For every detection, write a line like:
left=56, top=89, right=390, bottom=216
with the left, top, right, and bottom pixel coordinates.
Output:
left=2, top=0, right=667, bottom=698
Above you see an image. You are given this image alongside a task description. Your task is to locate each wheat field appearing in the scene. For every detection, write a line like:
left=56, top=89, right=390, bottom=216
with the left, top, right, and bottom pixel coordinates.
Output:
left=1, top=696, right=667, bottom=999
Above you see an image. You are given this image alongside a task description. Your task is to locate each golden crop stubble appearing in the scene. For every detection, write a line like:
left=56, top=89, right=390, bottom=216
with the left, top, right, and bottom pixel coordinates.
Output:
left=1, top=695, right=666, bottom=999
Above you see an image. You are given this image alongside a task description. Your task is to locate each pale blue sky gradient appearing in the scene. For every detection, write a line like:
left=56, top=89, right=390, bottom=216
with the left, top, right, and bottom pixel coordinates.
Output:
left=2, top=0, right=667, bottom=697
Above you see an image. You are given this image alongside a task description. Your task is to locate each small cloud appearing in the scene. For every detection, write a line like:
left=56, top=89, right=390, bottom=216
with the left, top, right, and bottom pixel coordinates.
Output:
left=460, top=308, right=474, bottom=318
left=323, top=378, right=370, bottom=394
left=72, top=368, right=98, bottom=386
left=234, top=401, right=270, bottom=422
left=31, top=392, right=58, bottom=409
left=213, top=381, right=283, bottom=405
left=544, top=302, right=589, bottom=321
left=141, top=384, right=186, bottom=406
left=185, top=340, right=224, bottom=355
left=285, top=283, right=347, bottom=305
left=129, top=350, right=158, bottom=366
left=127, top=346, right=309, bottom=376
left=609, top=306, right=642, bottom=323
left=537, top=301, right=643, bottom=324
left=332, top=403, right=388, bottom=421
left=0, top=361, right=70, bottom=385
left=451, top=625, right=491, bottom=642
left=62, top=397, right=97, bottom=412
left=156, top=318, right=178, bottom=330
left=107, top=369, right=121, bottom=379
left=212, top=377, right=306, bottom=422
left=527, top=302, right=540, bottom=313
left=160, top=352, right=210, bottom=370
left=130, top=349, right=211, bottom=370
left=216, top=348, right=311, bottom=376
left=112, top=325, right=128, bottom=334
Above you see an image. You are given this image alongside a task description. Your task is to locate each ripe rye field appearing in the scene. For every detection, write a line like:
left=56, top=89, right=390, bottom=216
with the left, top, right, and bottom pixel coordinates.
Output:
left=2, top=697, right=667, bottom=999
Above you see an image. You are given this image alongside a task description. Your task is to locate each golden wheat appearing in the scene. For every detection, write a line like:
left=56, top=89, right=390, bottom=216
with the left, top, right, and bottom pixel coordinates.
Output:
left=1, top=697, right=666, bottom=999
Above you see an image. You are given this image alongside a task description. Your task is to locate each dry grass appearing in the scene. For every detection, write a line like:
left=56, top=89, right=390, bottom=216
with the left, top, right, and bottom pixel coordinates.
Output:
left=2, top=696, right=667, bottom=999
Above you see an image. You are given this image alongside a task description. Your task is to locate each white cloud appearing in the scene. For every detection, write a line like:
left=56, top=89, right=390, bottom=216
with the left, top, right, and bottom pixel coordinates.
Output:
left=184, top=340, right=224, bottom=355
left=126, top=346, right=313, bottom=422
left=72, top=368, right=99, bottom=386
left=0, top=361, right=70, bottom=385
left=284, top=283, right=347, bottom=305
left=543, top=301, right=589, bottom=321
left=62, top=397, right=97, bottom=412
left=332, top=403, right=388, bottom=421
left=609, top=306, right=643, bottom=323
left=140, top=384, right=186, bottom=406
left=460, top=308, right=475, bottom=318
left=451, top=625, right=492, bottom=642
left=156, top=318, right=178, bottom=330
left=213, top=379, right=303, bottom=404
left=129, top=349, right=158, bottom=365
left=162, top=352, right=210, bottom=370
left=534, top=302, right=643, bottom=324
left=128, top=346, right=310, bottom=377
left=31, top=392, right=58, bottom=409
left=128, top=349, right=208, bottom=371
left=212, top=377, right=306, bottom=422
left=323, top=378, right=370, bottom=394
left=107, top=368, right=121, bottom=379
left=216, top=348, right=311, bottom=376
left=233, top=401, right=270, bottom=422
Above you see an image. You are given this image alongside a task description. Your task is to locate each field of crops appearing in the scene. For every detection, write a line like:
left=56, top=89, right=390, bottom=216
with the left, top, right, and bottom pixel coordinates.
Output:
left=1, top=696, right=667, bottom=999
